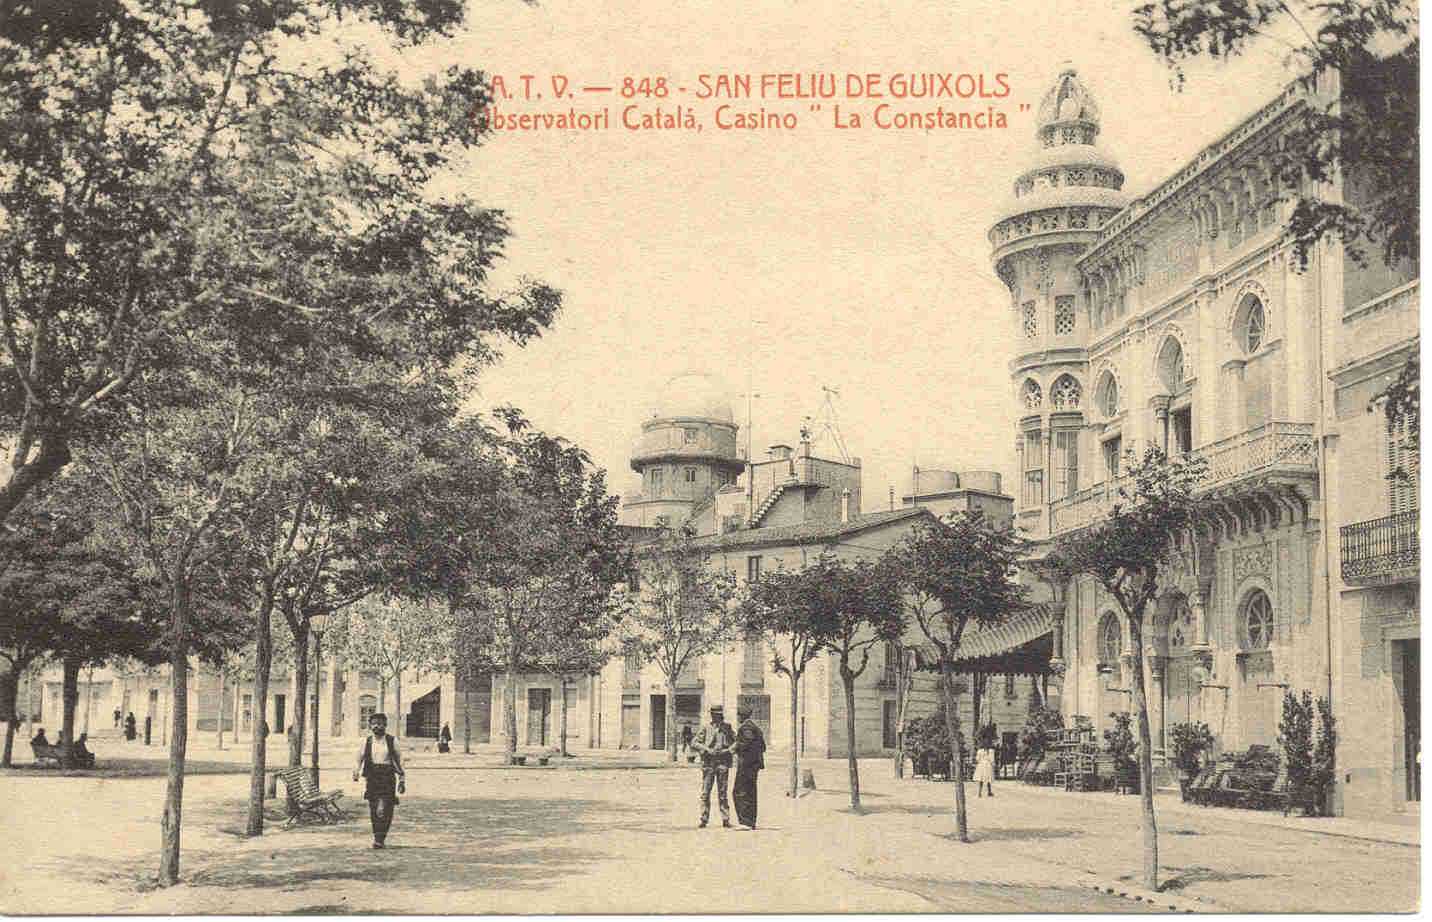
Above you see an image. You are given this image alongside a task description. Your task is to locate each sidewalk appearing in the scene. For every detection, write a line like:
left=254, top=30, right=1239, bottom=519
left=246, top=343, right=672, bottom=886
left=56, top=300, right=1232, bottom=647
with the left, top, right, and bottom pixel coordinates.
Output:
left=1012, top=774, right=1420, bottom=847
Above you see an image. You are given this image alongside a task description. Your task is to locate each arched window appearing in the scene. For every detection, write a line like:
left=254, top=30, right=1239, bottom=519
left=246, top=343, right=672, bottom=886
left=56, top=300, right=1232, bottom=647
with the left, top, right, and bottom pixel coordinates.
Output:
left=1051, top=375, right=1082, bottom=410
left=1022, top=301, right=1038, bottom=338
left=1022, top=379, right=1043, bottom=410
left=1098, top=613, right=1122, bottom=666
left=1240, top=590, right=1273, bottom=650
left=1157, top=337, right=1185, bottom=394
left=1167, top=599, right=1192, bottom=652
left=1236, top=294, right=1266, bottom=354
left=1097, top=372, right=1119, bottom=418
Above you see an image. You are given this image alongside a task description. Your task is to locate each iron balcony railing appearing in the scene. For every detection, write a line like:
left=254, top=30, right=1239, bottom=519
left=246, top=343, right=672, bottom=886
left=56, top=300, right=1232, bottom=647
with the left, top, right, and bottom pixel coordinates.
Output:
left=1050, top=421, right=1318, bottom=533
left=1341, top=510, right=1419, bottom=582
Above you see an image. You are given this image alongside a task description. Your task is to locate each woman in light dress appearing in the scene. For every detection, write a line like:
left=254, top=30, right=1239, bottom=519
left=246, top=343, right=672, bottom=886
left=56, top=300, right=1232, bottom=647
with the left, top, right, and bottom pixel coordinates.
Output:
left=974, top=743, right=996, bottom=797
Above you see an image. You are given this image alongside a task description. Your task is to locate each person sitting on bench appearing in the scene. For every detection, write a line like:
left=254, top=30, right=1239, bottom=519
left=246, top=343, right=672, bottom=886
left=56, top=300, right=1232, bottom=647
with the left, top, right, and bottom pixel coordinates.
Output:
left=30, top=728, right=50, bottom=748
left=73, top=733, right=96, bottom=768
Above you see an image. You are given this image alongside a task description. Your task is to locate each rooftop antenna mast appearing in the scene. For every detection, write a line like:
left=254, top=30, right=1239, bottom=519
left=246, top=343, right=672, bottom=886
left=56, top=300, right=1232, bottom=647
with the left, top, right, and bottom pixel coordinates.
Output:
left=808, top=385, right=852, bottom=464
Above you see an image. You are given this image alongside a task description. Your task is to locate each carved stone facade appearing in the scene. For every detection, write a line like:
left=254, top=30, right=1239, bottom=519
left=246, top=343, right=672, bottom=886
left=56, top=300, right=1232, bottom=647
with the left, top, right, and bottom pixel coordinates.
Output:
left=992, top=65, right=1420, bottom=818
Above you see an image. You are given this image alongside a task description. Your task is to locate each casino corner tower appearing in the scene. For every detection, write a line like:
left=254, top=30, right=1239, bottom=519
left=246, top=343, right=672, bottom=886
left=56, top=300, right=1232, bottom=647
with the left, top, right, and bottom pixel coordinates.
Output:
left=989, top=65, right=1130, bottom=538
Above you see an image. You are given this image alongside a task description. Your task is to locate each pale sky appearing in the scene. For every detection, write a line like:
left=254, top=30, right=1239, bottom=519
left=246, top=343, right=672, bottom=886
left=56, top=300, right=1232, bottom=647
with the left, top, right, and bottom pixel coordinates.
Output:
left=401, top=1, right=1300, bottom=509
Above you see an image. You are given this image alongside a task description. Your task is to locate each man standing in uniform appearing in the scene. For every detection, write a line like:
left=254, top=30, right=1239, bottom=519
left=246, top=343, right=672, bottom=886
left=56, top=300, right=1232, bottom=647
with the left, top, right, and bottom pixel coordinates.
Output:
left=732, top=705, right=766, bottom=829
left=353, top=712, right=406, bottom=848
left=692, top=705, right=734, bottom=828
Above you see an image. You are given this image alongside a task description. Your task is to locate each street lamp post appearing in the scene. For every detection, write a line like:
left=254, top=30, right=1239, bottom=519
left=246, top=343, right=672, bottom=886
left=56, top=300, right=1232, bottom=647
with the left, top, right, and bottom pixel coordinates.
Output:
left=308, top=611, right=332, bottom=787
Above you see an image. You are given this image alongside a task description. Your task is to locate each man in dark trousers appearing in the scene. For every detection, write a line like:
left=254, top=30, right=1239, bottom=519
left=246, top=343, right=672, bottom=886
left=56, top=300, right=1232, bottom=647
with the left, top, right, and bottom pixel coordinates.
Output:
left=353, top=712, right=406, bottom=848
left=732, top=706, right=766, bottom=829
left=691, top=705, right=734, bottom=828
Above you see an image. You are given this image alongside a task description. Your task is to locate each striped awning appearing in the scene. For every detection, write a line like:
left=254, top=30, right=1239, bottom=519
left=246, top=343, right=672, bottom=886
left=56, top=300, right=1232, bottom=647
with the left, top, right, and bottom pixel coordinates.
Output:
left=910, top=604, right=1055, bottom=675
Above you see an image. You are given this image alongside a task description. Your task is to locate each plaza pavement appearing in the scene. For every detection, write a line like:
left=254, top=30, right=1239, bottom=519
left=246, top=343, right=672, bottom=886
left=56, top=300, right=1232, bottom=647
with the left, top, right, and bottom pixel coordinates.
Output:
left=1, top=734, right=1419, bottom=914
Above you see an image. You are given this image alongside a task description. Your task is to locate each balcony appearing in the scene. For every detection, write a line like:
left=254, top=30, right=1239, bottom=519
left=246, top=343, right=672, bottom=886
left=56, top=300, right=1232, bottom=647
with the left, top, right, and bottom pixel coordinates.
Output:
left=1050, top=422, right=1318, bottom=535
left=1341, top=511, right=1418, bottom=585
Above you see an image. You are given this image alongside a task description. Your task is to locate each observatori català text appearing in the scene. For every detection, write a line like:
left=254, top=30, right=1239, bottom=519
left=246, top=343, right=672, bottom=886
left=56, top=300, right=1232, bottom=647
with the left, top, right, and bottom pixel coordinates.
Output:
left=468, top=72, right=1026, bottom=133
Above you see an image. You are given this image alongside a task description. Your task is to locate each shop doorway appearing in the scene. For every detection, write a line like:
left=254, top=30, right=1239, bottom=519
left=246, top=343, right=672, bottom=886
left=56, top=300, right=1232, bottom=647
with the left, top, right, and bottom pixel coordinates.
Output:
left=650, top=694, right=667, bottom=750
left=1399, top=639, right=1420, bottom=802
left=526, top=688, right=551, bottom=746
left=620, top=694, right=641, bottom=748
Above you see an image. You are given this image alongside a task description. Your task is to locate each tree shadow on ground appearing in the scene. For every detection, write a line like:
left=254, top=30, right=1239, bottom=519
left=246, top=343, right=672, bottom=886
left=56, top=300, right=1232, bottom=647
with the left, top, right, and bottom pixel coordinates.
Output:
left=38, top=796, right=614, bottom=898
left=1159, top=865, right=1277, bottom=891
left=926, top=827, right=1081, bottom=842
left=1, top=758, right=253, bottom=779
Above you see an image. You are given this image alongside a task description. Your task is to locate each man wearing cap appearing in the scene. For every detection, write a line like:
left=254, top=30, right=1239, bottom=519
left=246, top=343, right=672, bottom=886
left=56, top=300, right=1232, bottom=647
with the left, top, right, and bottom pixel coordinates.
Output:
left=691, top=705, right=734, bottom=828
left=731, top=706, right=766, bottom=829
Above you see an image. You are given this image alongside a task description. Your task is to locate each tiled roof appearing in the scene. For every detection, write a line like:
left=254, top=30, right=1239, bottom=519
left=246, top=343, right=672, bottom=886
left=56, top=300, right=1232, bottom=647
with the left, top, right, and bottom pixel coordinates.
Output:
left=682, top=507, right=931, bottom=551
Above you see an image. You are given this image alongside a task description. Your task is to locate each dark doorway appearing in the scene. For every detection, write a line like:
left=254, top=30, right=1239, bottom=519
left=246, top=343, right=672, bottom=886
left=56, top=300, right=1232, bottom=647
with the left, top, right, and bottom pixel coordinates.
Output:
left=1171, top=406, right=1192, bottom=455
left=1400, top=639, right=1420, bottom=802
left=408, top=686, right=441, bottom=739
left=273, top=694, right=286, bottom=734
left=882, top=699, right=898, bottom=749
left=526, top=688, right=551, bottom=746
left=620, top=693, right=641, bottom=748
left=650, top=694, right=667, bottom=750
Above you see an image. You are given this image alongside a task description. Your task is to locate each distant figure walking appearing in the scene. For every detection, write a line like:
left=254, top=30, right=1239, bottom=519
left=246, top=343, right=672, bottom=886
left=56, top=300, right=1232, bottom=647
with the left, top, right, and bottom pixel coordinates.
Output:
left=123, top=713, right=137, bottom=741
left=438, top=723, right=452, bottom=753
left=692, top=705, right=734, bottom=828
left=732, top=706, right=766, bottom=829
left=974, top=744, right=996, bottom=797
left=680, top=724, right=693, bottom=756
left=113, top=707, right=121, bottom=729
left=353, top=713, right=405, bottom=848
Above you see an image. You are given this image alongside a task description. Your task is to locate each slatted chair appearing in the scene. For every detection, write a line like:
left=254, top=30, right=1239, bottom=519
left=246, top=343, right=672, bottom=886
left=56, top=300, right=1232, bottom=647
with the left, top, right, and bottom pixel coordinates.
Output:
left=276, top=766, right=347, bottom=827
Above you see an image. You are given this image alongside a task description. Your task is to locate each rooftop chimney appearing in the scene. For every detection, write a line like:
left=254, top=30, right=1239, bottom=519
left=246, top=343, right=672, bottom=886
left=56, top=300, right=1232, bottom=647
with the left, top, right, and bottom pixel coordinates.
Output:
left=841, top=487, right=852, bottom=523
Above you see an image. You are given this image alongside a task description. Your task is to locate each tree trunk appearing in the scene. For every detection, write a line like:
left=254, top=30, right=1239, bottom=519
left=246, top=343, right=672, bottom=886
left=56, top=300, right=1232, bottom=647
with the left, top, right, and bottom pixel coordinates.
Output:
left=288, top=622, right=309, bottom=768
left=664, top=678, right=679, bottom=763
left=463, top=681, right=472, bottom=754
left=841, top=665, right=861, bottom=810
left=157, top=585, right=192, bottom=886
left=380, top=678, right=387, bottom=718
left=60, top=655, right=80, bottom=769
left=893, top=658, right=907, bottom=779
left=310, top=634, right=322, bottom=787
left=393, top=671, right=403, bottom=738
left=83, top=664, right=94, bottom=736
left=788, top=671, right=800, bottom=796
left=246, top=595, right=274, bottom=837
left=1, top=660, right=22, bottom=768
left=216, top=668, right=226, bottom=751
left=504, top=661, right=518, bottom=763
left=939, top=659, right=969, bottom=842
left=1128, top=614, right=1160, bottom=890
left=971, top=673, right=984, bottom=747
left=559, top=676, right=570, bottom=757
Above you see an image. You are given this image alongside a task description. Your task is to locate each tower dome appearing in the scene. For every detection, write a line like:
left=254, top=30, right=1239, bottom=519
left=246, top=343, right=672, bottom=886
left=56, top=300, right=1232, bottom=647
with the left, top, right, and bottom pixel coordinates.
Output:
left=651, top=372, right=735, bottom=423
left=988, top=65, right=1131, bottom=539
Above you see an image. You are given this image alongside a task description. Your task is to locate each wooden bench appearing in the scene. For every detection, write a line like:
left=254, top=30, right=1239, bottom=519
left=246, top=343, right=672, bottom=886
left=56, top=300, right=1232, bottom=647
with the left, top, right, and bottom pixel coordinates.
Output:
left=31, top=742, right=61, bottom=767
left=31, top=741, right=95, bottom=768
left=1260, top=767, right=1321, bottom=816
left=275, top=767, right=347, bottom=827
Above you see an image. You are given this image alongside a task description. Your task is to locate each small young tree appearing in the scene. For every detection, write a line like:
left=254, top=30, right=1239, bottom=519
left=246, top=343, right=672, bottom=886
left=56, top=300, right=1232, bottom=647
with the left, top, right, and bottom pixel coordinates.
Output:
left=743, top=565, right=827, bottom=798
left=1051, top=447, right=1206, bottom=890
left=334, top=596, right=449, bottom=738
left=536, top=603, right=622, bottom=757
left=802, top=554, right=905, bottom=810
left=890, top=510, right=1028, bottom=842
left=620, top=527, right=740, bottom=763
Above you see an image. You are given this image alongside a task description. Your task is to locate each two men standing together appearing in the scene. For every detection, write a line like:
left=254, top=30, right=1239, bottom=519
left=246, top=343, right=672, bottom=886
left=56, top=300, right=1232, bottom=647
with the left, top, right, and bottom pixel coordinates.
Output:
left=692, top=704, right=765, bottom=830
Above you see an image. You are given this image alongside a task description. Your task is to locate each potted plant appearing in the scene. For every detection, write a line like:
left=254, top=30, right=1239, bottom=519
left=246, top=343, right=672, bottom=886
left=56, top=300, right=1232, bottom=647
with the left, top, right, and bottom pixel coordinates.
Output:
left=1103, top=711, right=1138, bottom=794
left=1169, top=721, right=1214, bottom=800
